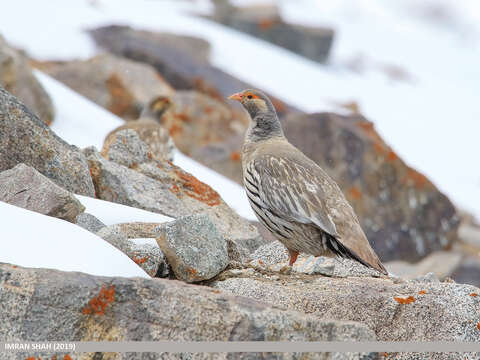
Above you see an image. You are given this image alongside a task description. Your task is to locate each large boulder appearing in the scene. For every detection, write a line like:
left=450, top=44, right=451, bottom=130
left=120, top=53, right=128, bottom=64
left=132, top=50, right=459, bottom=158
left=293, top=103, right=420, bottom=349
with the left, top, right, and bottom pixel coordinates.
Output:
left=156, top=214, right=228, bottom=282
left=0, top=35, right=54, bottom=125
left=0, top=263, right=376, bottom=359
left=212, top=265, right=480, bottom=347
left=0, top=163, right=85, bottom=222
left=0, top=87, right=95, bottom=196
left=281, top=112, right=460, bottom=262
left=39, top=53, right=174, bottom=120
left=88, top=25, right=297, bottom=118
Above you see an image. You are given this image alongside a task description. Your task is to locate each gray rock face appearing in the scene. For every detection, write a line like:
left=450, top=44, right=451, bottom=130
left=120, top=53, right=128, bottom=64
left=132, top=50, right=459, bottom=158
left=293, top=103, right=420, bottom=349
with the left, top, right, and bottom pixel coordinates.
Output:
left=40, top=53, right=174, bottom=120
left=212, top=267, right=480, bottom=345
left=156, top=214, right=228, bottom=282
left=102, top=129, right=151, bottom=168
left=0, top=163, right=85, bottom=222
left=0, top=87, right=95, bottom=196
left=74, top=212, right=106, bottom=233
left=87, top=136, right=263, bottom=261
left=0, top=35, right=54, bottom=125
left=85, top=147, right=184, bottom=217
left=0, top=263, right=376, bottom=348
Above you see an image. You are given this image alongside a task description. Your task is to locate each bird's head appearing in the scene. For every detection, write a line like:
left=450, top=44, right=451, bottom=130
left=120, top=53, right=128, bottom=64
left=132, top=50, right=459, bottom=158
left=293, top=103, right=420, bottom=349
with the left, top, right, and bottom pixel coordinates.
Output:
left=140, top=96, right=172, bottom=121
left=228, top=89, right=276, bottom=119
left=229, top=89, right=283, bottom=140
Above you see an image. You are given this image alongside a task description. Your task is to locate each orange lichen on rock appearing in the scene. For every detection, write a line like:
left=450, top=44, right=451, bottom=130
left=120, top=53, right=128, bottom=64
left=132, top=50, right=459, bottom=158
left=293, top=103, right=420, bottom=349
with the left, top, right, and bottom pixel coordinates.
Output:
left=168, top=123, right=183, bottom=137
left=477, top=323, right=480, bottom=331
left=174, top=169, right=221, bottom=206
left=394, top=295, right=416, bottom=304
left=470, top=293, right=478, bottom=297
left=169, top=184, right=180, bottom=194
left=186, top=267, right=199, bottom=276
left=230, top=151, right=241, bottom=162
left=418, top=290, right=427, bottom=295
left=82, top=285, right=115, bottom=315
left=404, top=168, right=429, bottom=189
left=372, top=141, right=387, bottom=156
left=174, top=113, right=190, bottom=122
left=258, top=18, right=278, bottom=30
left=387, top=150, right=398, bottom=162
left=133, top=256, right=147, bottom=265
left=348, top=186, right=362, bottom=200
left=105, top=74, right=135, bottom=117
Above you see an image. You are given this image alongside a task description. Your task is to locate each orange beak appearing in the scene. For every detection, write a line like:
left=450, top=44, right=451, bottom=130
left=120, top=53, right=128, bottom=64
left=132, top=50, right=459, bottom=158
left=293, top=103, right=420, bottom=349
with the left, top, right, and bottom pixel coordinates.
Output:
left=228, top=92, right=243, bottom=101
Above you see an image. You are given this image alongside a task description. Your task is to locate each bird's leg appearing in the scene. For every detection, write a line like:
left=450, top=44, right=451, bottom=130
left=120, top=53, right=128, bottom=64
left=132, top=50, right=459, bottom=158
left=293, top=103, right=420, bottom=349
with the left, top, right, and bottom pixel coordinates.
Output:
left=288, top=249, right=299, bottom=267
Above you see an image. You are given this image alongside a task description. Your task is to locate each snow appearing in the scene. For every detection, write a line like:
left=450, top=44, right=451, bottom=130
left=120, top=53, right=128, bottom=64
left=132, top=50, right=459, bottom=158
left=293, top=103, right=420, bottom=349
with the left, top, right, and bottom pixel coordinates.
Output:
left=0, top=201, right=149, bottom=278
left=76, top=195, right=173, bottom=225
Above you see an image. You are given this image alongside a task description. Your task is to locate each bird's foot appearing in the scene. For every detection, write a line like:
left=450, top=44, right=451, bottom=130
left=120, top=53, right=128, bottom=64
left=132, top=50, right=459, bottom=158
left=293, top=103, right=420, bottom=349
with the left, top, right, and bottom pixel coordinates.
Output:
left=288, top=250, right=299, bottom=267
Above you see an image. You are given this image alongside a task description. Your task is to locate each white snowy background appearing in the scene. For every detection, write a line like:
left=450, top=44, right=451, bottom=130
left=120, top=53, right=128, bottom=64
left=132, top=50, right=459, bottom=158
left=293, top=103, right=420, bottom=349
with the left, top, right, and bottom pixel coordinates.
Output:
left=0, top=0, right=479, bottom=277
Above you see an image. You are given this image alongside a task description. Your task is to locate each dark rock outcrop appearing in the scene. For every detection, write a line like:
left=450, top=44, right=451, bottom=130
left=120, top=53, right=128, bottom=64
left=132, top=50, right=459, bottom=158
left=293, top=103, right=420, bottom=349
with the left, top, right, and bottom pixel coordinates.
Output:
left=0, top=87, right=95, bottom=196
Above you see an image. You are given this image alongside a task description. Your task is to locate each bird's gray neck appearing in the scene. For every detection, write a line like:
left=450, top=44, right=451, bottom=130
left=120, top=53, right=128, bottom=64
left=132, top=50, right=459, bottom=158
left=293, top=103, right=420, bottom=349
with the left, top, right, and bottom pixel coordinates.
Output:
left=245, top=112, right=284, bottom=143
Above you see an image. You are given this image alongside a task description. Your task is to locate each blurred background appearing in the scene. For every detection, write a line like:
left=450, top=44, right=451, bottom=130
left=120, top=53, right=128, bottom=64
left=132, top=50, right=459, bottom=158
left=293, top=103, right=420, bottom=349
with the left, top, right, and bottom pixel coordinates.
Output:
left=0, top=0, right=479, bottom=285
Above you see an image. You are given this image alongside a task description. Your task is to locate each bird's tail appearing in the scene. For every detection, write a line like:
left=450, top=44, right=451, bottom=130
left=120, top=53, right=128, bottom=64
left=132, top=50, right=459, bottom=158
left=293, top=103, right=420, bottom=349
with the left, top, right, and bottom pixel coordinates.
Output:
left=325, top=233, right=388, bottom=275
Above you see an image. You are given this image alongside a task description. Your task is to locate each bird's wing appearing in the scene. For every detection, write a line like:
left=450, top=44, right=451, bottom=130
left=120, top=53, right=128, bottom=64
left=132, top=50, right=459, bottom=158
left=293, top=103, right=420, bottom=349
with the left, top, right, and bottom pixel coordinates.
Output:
left=247, top=153, right=339, bottom=237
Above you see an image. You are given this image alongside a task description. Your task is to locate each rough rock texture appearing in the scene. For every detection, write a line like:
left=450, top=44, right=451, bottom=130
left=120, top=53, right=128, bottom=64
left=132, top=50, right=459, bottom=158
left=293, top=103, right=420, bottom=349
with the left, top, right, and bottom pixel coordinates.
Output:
left=0, top=35, right=54, bottom=125
left=96, top=225, right=167, bottom=278
left=0, top=87, right=95, bottom=196
left=250, top=241, right=381, bottom=278
left=211, top=266, right=480, bottom=345
left=281, top=112, right=460, bottom=262
left=40, top=53, right=174, bottom=120
left=89, top=25, right=297, bottom=118
left=0, top=163, right=85, bottom=222
left=74, top=212, right=106, bottom=233
left=103, top=123, right=175, bottom=162
left=0, top=263, right=376, bottom=347
left=102, top=129, right=151, bottom=167
left=90, top=132, right=265, bottom=258
left=162, top=91, right=248, bottom=156
left=210, top=0, right=334, bottom=63
left=156, top=214, right=228, bottom=282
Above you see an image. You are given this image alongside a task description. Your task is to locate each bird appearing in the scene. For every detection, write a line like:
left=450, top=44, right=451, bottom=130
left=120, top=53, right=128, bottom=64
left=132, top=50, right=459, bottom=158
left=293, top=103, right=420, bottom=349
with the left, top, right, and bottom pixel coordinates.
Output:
left=102, top=96, right=175, bottom=162
left=229, top=89, right=387, bottom=275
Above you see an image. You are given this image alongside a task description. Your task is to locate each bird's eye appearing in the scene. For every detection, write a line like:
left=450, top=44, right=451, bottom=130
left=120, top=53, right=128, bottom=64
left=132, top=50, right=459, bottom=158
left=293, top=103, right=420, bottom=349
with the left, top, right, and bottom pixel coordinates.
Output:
left=247, top=95, right=253, bottom=99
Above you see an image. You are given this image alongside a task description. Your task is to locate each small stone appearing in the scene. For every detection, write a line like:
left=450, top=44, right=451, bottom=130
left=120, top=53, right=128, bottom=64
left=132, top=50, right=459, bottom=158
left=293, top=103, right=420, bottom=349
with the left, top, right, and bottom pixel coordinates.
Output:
left=156, top=214, right=228, bottom=282
left=102, top=129, right=150, bottom=168
left=75, top=212, right=106, bottom=233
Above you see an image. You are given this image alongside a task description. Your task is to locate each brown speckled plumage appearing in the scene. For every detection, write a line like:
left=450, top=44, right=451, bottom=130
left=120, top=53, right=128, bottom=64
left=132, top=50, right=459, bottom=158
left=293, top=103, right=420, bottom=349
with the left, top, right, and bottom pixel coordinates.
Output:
left=229, top=89, right=387, bottom=274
